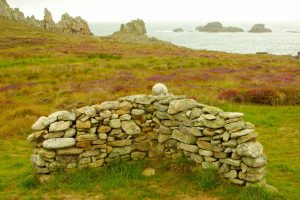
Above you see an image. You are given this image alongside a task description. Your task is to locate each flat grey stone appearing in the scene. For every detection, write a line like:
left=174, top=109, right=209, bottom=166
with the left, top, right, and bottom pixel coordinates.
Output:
left=42, top=138, right=76, bottom=149
left=32, top=116, right=56, bottom=131
left=49, top=121, right=72, bottom=132
left=48, top=111, right=76, bottom=121
left=121, top=120, right=141, bottom=135
left=237, top=141, right=263, bottom=158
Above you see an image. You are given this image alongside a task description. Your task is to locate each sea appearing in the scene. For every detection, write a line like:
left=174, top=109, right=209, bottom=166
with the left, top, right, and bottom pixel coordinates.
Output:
left=90, top=22, right=300, bottom=56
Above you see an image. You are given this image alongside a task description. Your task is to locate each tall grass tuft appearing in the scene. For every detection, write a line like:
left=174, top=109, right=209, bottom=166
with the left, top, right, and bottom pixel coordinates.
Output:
left=184, top=168, right=220, bottom=190
left=100, top=160, right=147, bottom=190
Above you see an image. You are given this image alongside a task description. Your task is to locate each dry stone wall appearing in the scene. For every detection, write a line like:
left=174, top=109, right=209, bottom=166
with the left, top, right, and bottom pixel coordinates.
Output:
left=28, top=83, right=267, bottom=187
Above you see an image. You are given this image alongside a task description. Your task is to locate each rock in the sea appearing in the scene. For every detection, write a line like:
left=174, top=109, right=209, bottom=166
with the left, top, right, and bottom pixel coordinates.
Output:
left=173, top=28, right=184, bottom=32
left=42, top=138, right=76, bottom=149
left=237, top=141, right=263, bottom=158
left=121, top=120, right=141, bottom=135
left=152, top=83, right=168, bottom=95
left=249, top=24, right=272, bottom=33
left=118, top=19, right=147, bottom=35
left=195, top=22, right=243, bottom=32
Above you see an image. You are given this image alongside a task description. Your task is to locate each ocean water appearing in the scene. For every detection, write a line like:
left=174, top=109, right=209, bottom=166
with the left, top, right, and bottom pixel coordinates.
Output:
left=90, top=22, right=300, bottom=55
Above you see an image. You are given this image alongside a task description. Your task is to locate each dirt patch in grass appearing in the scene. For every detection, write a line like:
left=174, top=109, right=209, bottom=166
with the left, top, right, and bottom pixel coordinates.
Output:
left=0, top=82, right=36, bottom=92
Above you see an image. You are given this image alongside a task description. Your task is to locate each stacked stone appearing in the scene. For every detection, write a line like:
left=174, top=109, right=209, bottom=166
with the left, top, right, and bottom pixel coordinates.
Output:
left=28, top=83, right=267, bottom=187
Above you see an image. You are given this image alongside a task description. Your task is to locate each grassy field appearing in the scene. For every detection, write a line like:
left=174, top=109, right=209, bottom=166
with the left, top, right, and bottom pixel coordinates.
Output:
left=0, top=17, right=300, bottom=199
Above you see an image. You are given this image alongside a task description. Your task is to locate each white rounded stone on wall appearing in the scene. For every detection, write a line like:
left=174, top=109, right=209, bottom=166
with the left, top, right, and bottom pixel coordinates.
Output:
left=152, top=83, right=168, bottom=96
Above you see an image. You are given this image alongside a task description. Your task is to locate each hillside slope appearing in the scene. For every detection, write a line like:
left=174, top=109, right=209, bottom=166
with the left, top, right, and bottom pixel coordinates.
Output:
left=0, top=17, right=299, bottom=200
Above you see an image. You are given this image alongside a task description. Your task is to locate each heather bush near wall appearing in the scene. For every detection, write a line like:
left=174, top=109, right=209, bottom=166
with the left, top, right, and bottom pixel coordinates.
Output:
left=27, top=84, right=272, bottom=189
left=219, top=87, right=300, bottom=105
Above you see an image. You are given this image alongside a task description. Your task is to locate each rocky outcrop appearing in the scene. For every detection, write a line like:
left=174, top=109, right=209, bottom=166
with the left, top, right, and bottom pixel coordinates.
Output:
left=56, top=13, right=92, bottom=35
left=0, top=0, right=26, bottom=22
left=110, top=19, right=165, bottom=44
left=196, top=22, right=243, bottom=32
left=43, top=8, right=55, bottom=31
left=0, top=0, right=92, bottom=35
left=173, top=28, right=184, bottom=33
left=115, top=19, right=147, bottom=35
left=28, top=83, right=268, bottom=188
left=249, top=24, right=272, bottom=33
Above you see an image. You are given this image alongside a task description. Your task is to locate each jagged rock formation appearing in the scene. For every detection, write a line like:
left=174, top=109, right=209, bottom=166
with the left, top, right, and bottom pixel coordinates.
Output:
left=28, top=83, right=269, bottom=188
left=173, top=28, right=184, bottom=33
left=110, top=19, right=165, bottom=44
left=0, top=0, right=92, bottom=35
left=115, top=19, right=147, bottom=35
left=196, top=22, right=244, bottom=32
left=56, top=13, right=92, bottom=35
left=44, top=8, right=55, bottom=31
left=249, top=24, right=272, bottom=33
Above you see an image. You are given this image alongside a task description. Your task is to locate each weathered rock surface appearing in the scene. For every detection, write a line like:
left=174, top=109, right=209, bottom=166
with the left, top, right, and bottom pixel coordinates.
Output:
left=57, top=13, right=92, bottom=35
left=42, top=138, right=76, bottom=149
left=168, top=99, right=197, bottom=114
left=121, top=120, right=141, bottom=135
left=237, top=141, right=263, bottom=158
left=0, top=0, right=92, bottom=35
left=118, top=19, right=146, bottom=35
left=32, top=116, right=56, bottom=131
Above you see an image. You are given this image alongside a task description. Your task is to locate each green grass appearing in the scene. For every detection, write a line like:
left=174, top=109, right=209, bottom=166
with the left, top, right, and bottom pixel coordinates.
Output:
left=0, top=17, right=300, bottom=199
left=0, top=154, right=282, bottom=200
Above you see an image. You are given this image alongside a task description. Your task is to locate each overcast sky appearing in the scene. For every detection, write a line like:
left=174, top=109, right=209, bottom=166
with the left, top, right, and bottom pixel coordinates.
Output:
left=7, top=0, right=300, bottom=23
